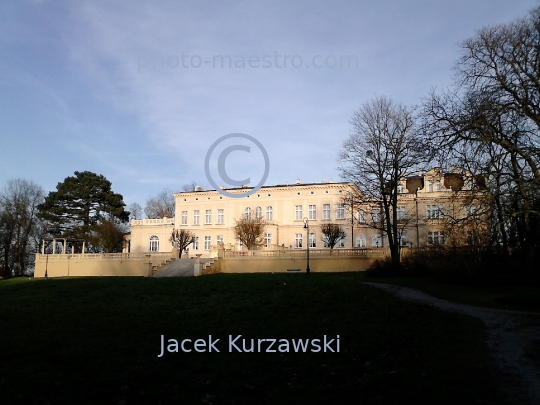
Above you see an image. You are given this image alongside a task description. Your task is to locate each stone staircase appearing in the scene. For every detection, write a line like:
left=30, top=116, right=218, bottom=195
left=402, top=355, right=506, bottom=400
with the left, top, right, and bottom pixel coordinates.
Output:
left=150, top=257, right=176, bottom=276
left=201, top=258, right=218, bottom=275
left=152, top=258, right=195, bottom=277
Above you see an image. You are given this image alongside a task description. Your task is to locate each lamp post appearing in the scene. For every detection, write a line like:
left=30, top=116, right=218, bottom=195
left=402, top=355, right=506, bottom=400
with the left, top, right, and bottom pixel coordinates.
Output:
left=303, top=217, right=311, bottom=276
left=415, top=187, right=420, bottom=248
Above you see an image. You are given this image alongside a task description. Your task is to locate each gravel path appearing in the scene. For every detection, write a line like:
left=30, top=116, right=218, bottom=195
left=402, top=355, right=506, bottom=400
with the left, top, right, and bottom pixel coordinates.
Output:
left=364, top=282, right=540, bottom=405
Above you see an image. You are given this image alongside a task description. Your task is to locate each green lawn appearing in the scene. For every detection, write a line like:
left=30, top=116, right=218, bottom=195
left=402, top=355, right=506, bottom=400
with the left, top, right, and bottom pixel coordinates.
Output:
left=0, top=273, right=506, bottom=405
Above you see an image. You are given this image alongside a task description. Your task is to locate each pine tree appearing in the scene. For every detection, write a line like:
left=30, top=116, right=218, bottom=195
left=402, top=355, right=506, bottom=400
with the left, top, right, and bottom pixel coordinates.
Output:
left=37, top=171, right=129, bottom=240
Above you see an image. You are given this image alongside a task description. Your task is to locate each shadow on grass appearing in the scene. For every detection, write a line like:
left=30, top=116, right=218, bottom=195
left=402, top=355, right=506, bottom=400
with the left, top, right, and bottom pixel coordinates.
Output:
left=0, top=273, right=506, bottom=405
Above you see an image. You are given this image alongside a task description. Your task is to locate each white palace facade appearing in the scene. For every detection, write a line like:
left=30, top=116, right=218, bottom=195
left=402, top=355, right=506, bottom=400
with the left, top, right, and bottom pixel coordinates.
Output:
left=126, top=169, right=486, bottom=258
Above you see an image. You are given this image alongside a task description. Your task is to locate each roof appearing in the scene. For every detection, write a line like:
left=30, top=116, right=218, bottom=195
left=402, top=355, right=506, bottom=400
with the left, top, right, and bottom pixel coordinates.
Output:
left=174, top=181, right=355, bottom=195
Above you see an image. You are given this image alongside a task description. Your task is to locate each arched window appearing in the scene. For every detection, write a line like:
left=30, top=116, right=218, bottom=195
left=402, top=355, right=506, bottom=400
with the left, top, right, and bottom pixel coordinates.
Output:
left=245, top=207, right=252, bottom=220
left=149, top=235, right=159, bottom=252
left=266, top=206, right=273, bottom=221
left=356, top=234, right=366, bottom=248
left=255, top=206, right=262, bottom=220
left=371, top=234, right=382, bottom=247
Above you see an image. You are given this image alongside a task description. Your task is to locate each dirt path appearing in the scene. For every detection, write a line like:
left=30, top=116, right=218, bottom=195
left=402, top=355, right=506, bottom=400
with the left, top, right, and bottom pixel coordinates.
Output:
left=364, top=282, right=540, bottom=405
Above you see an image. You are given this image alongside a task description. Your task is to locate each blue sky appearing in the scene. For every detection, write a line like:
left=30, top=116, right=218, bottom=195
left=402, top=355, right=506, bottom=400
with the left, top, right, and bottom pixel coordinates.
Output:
left=1, top=0, right=537, bottom=208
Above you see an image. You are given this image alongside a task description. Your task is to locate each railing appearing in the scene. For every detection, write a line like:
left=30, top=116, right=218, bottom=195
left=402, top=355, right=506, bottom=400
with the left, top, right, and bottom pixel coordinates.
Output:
left=35, top=252, right=175, bottom=260
left=131, top=218, right=174, bottom=226
left=223, top=248, right=391, bottom=258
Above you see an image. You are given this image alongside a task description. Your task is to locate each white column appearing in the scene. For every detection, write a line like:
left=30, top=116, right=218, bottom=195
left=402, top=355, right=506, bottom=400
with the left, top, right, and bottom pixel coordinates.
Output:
left=194, top=254, right=202, bottom=276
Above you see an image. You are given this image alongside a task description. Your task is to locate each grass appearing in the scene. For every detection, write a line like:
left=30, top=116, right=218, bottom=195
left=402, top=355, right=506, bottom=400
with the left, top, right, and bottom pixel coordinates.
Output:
left=0, top=273, right=506, bottom=405
left=365, top=275, right=540, bottom=311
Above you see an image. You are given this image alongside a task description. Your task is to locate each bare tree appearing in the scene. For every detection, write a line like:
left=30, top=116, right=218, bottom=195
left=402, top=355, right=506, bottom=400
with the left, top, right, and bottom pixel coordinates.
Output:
left=457, top=7, right=540, bottom=140
left=338, top=96, right=430, bottom=266
left=233, top=214, right=267, bottom=250
left=423, top=8, right=540, bottom=255
left=170, top=229, right=195, bottom=258
left=144, top=189, right=175, bottom=219
left=182, top=181, right=199, bottom=192
left=128, top=202, right=143, bottom=220
left=88, top=218, right=127, bottom=253
left=320, top=223, right=346, bottom=250
left=0, top=179, right=44, bottom=277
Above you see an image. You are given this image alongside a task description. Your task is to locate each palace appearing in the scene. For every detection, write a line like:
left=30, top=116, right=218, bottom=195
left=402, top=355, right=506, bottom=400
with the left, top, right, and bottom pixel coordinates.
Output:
left=126, top=168, right=487, bottom=258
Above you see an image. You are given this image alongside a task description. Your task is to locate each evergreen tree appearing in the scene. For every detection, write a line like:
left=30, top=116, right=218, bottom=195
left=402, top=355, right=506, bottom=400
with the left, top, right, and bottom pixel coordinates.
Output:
left=37, top=171, right=129, bottom=240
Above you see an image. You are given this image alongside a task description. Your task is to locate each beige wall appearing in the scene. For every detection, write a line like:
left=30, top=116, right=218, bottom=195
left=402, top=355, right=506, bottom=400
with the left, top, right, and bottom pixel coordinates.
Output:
left=34, top=253, right=175, bottom=278
left=127, top=218, right=174, bottom=254
left=206, top=256, right=379, bottom=274
left=173, top=182, right=358, bottom=256
left=202, top=247, right=392, bottom=274
left=127, top=170, right=487, bottom=258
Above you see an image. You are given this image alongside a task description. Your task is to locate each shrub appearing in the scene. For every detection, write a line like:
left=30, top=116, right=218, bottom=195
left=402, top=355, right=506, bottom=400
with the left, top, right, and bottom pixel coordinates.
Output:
left=366, top=257, right=402, bottom=278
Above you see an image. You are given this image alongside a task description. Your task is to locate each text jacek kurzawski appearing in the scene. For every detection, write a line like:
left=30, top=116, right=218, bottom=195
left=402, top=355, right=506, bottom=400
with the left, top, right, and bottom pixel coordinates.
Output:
left=157, top=335, right=340, bottom=357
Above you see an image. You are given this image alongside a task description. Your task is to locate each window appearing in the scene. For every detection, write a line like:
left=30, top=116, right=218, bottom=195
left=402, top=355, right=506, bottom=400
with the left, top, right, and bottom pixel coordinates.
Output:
left=397, top=184, right=404, bottom=193
left=428, top=180, right=433, bottom=192
left=295, top=233, right=303, bottom=248
left=193, top=210, right=200, bottom=225
left=400, top=233, right=407, bottom=246
left=264, top=233, right=271, bottom=246
left=295, top=205, right=302, bottom=221
left=204, top=236, right=211, bottom=250
left=397, top=206, right=406, bottom=220
left=372, top=234, right=382, bottom=247
left=205, top=210, right=212, bottom=224
left=217, top=235, right=223, bottom=244
left=255, top=206, right=262, bottom=220
left=356, top=234, right=366, bottom=248
left=309, top=232, right=316, bottom=248
left=435, top=180, right=441, bottom=191
left=337, top=204, right=345, bottom=219
left=428, top=231, right=445, bottom=245
left=245, top=207, right=251, bottom=220
left=427, top=205, right=444, bottom=219
left=149, top=235, right=159, bottom=252
left=338, top=238, right=345, bottom=248
left=309, top=204, right=316, bottom=220
left=323, top=204, right=331, bottom=220
left=357, top=209, right=365, bottom=223
left=371, top=208, right=380, bottom=222
left=181, top=211, right=188, bottom=225
left=266, top=206, right=273, bottom=221
left=193, top=236, right=199, bottom=250
left=217, top=209, right=224, bottom=224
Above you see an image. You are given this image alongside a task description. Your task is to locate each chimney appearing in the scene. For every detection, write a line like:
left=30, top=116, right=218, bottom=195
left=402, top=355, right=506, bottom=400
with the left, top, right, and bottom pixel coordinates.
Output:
left=296, top=179, right=301, bottom=184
